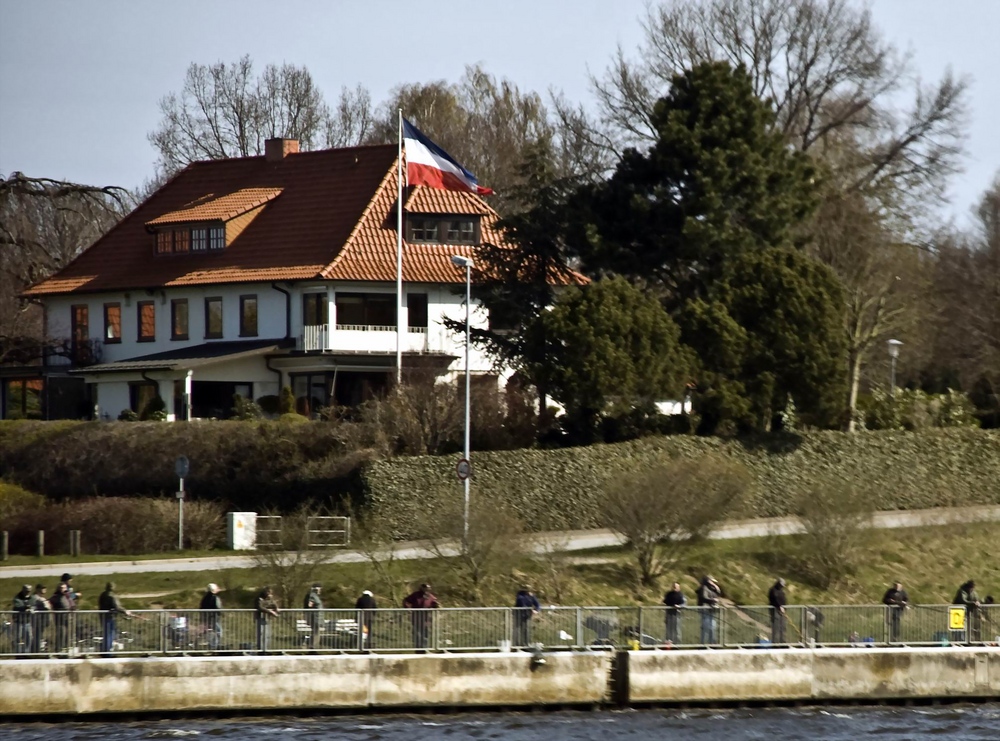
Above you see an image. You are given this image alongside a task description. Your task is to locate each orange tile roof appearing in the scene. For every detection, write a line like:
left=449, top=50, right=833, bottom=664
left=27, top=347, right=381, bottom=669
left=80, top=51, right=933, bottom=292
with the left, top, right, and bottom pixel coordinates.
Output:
left=25, top=145, right=585, bottom=296
left=145, top=187, right=283, bottom=226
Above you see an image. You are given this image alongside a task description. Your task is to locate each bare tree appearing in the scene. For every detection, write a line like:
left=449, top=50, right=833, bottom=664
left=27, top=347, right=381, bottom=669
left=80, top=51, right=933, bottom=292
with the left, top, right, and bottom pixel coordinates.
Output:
left=249, top=506, right=337, bottom=608
left=600, top=456, right=749, bottom=587
left=325, top=84, right=376, bottom=148
left=149, top=55, right=359, bottom=176
left=586, top=0, right=967, bottom=214
left=0, top=173, right=129, bottom=364
left=794, top=481, right=873, bottom=589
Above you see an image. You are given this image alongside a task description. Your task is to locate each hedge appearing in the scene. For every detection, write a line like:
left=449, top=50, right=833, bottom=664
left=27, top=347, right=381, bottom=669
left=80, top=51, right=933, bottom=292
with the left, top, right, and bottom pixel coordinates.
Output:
left=361, top=430, right=1000, bottom=538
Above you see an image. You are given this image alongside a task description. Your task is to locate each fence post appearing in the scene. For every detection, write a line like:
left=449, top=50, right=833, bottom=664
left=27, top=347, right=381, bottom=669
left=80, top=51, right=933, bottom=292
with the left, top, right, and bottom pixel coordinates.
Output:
left=1, top=531, right=7, bottom=561
left=575, top=608, right=583, bottom=649
left=69, top=530, right=81, bottom=557
left=36, top=530, right=44, bottom=558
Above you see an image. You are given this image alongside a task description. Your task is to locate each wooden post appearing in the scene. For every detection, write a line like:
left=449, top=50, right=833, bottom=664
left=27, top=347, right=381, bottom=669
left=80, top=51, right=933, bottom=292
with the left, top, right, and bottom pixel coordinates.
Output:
left=1, top=531, right=8, bottom=561
left=69, top=530, right=81, bottom=557
left=37, top=529, right=45, bottom=558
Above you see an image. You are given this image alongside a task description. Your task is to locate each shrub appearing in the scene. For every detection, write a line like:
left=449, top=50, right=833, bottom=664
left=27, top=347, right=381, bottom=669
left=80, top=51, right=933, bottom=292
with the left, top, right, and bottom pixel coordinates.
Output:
left=793, top=482, right=874, bottom=589
left=231, top=394, right=264, bottom=420
left=861, top=388, right=980, bottom=431
left=140, top=395, right=167, bottom=421
left=257, top=395, right=280, bottom=415
left=117, top=409, right=138, bottom=422
left=0, top=480, right=45, bottom=520
left=278, top=386, right=296, bottom=415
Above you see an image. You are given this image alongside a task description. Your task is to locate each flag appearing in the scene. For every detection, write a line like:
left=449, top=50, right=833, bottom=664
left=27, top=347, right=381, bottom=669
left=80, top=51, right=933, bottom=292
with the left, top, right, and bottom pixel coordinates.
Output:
left=402, top=118, right=493, bottom=195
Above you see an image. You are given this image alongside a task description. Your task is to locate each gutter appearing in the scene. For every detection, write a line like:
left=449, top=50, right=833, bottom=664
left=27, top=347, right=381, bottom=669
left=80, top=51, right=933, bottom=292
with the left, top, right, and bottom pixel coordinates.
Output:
left=271, top=282, right=292, bottom=339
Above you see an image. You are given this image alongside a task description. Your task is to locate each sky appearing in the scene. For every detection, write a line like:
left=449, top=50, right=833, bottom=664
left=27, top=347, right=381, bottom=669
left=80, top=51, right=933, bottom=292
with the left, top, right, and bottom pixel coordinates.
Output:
left=1, top=0, right=996, bottom=227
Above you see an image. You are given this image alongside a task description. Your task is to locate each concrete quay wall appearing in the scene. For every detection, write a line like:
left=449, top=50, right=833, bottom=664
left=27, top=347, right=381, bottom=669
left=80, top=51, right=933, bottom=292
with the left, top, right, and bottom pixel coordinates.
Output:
left=626, top=647, right=1000, bottom=704
left=0, top=652, right=612, bottom=715
left=1, top=647, right=998, bottom=716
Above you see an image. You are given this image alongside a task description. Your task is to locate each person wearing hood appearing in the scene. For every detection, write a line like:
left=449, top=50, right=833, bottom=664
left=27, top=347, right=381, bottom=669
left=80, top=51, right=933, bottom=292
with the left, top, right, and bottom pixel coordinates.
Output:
left=98, top=582, right=132, bottom=654
left=12, top=585, right=33, bottom=654
left=768, top=578, right=788, bottom=644
left=60, top=573, right=82, bottom=604
left=882, top=581, right=909, bottom=643
left=954, top=580, right=981, bottom=641
left=696, top=576, right=723, bottom=645
left=513, top=585, right=541, bottom=648
left=355, top=590, right=377, bottom=648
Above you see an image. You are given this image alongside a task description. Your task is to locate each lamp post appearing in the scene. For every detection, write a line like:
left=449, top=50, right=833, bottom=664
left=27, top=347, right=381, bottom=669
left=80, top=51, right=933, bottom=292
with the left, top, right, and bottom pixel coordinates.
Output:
left=887, top=339, right=903, bottom=396
left=451, top=254, right=474, bottom=549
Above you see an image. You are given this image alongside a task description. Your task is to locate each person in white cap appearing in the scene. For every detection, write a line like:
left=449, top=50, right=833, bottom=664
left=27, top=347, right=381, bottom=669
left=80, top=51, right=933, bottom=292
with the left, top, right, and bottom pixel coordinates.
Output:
left=199, top=583, right=223, bottom=650
left=355, top=590, right=377, bottom=649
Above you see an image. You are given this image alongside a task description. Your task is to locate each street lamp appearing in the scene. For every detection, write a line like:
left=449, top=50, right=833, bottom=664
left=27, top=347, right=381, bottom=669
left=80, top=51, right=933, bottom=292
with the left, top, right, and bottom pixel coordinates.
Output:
left=451, top=254, right=474, bottom=548
left=887, top=339, right=903, bottom=396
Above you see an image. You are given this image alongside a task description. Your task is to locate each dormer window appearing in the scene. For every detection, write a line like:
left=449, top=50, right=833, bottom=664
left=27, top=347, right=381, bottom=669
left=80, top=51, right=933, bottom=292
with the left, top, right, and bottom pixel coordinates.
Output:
left=154, top=225, right=225, bottom=255
left=408, top=216, right=479, bottom=245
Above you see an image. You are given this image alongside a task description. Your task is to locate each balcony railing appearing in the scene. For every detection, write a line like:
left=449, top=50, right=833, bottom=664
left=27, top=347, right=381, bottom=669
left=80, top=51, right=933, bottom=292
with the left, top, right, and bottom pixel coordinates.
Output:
left=300, top=324, right=429, bottom=353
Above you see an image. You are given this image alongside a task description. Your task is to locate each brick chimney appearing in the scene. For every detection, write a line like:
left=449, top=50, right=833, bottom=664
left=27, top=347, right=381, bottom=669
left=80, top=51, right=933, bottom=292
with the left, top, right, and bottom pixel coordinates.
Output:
left=265, top=138, right=299, bottom=162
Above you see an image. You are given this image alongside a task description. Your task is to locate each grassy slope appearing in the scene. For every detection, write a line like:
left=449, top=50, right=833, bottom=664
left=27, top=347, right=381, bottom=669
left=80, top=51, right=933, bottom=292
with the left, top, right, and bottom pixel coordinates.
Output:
left=2, top=522, right=996, bottom=611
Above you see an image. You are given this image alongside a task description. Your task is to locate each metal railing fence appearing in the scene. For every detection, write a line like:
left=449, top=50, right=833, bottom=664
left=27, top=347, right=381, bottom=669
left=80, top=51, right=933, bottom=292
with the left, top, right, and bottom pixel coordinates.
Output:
left=2, top=605, right=997, bottom=657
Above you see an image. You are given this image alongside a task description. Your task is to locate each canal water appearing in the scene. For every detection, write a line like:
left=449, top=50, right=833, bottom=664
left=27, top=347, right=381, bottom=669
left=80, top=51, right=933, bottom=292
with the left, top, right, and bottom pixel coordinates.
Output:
left=2, top=705, right=999, bottom=740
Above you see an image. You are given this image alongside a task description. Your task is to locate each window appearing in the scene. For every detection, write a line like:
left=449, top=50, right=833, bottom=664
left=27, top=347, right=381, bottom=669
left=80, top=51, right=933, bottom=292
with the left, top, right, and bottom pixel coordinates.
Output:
left=335, top=293, right=396, bottom=329
left=408, top=293, right=428, bottom=330
left=205, top=297, right=223, bottom=339
left=71, top=305, right=89, bottom=345
left=154, top=224, right=225, bottom=254
left=171, top=299, right=189, bottom=340
left=103, top=303, right=121, bottom=343
left=408, top=216, right=479, bottom=244
left=3, top=378, right=44, bottom=420
left=302, top=293, right=328, bottom=326
left=137, top=301, right=155, bottom=341
left=239, top=295, right=258, bottom=337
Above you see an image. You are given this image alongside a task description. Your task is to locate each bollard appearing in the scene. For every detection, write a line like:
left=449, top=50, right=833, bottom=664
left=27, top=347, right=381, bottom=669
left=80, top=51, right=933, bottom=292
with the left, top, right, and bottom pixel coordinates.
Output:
left=37, top=529, right=45, bottom=558
left=69, top=530, right=81, bottom=557
left=1, top=531, right=7, bottom=561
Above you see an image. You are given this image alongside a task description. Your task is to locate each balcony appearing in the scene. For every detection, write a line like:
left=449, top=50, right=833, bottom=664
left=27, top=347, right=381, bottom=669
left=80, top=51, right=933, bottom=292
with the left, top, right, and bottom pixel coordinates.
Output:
left=300, top=324, right=428, bottom=354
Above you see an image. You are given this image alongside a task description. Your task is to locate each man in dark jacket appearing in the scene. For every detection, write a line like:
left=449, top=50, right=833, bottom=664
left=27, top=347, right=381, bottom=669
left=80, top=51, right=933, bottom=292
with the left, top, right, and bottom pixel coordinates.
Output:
left=31, top=584, right=51, bottom=654
left=12, top=585, right=33, bottom=654
left=254, top=587, right=280, bottom=653
left=402, top=583, right=439, bottom=649
left=662, top=582, right=686, bottom=645
left=49, top=582, right=73, bottom=653
left=954, top=580, right=981, bottom=641
left=98, top=582, right=131, bottom=654
left=355, top=590, right=377, bottom=649
left=60, top=573, right=82, bottom=604
left=882, top=581, right=909, bottom=642
left=768, top=578, right=788, bottom=644
left=696, top=576, right=723, bottom=644
left=199, top=583, right=222, bottom=650
left=303, top=584, right=323, bottom=649
left=513, top=585, right=541, bottom=648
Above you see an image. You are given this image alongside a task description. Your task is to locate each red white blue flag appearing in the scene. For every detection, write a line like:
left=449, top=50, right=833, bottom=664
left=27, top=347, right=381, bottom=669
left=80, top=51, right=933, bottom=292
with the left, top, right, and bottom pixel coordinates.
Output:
left=403, top=118, right=493, bottom=195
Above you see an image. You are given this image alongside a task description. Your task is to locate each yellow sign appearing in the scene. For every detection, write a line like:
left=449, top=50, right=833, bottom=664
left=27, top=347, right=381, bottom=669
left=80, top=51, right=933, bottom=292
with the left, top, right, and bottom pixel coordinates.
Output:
left=949, top=606, right=966, bottom=630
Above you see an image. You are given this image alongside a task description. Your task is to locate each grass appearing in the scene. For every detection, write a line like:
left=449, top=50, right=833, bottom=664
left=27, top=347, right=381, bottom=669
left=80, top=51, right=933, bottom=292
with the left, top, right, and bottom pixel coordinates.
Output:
left=1, top=522, right=996, bottom=612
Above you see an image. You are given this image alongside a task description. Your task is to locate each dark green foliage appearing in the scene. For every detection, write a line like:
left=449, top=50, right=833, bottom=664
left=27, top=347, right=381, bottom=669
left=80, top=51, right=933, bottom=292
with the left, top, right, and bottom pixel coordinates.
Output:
left=117, top=409, right=138, bottom=422
left=139, top=395, right=167, bottom=421
left=256, top=395, right=280, bottom=415
left=539, top=276, right=691, bottom=440
left=363, top=430, right=1000, bottom=538
left=231, top=394, right=264, bottom=420
left=278, top=385, right=296, bottom=415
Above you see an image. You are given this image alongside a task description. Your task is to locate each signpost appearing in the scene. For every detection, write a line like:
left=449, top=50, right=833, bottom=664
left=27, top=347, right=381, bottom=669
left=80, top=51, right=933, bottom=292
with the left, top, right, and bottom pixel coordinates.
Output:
left=175, top=455, right=189, bottom=551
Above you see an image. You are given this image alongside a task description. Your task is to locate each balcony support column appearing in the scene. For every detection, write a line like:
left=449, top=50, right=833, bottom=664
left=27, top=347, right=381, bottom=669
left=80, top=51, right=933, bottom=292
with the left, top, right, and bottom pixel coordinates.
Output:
left=326, top=285, right=336, bottom=351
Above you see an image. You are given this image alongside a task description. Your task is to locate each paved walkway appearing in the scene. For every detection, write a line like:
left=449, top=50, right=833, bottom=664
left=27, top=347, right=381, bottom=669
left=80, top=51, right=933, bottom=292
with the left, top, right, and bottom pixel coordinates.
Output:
left=2, top=504, right=998, bottom=580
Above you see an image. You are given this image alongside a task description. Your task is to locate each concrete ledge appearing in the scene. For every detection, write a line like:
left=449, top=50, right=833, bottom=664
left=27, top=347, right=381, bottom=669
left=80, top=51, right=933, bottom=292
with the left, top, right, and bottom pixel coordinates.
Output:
left=0, top=652, right=613, bottom=715
left=627, top=647, right=1000, bottom=704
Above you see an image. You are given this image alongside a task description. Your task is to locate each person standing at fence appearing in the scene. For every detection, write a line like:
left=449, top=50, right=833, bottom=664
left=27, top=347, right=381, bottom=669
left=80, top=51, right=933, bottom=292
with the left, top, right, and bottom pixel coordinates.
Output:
left=882, top=581, right=909, bottom=642
left=199, top=583, right=223, bottom=651
left=355, top=590, right=377, bottom=649
left=697, top=576, right=723, bottom=644
left=403, top=583, right=439, bottom=650
left=30, top=584, right=51, bottom=654
left=767, top=578, right=788, bottom=644
left=953, top=580, right=982, bottom=642
left=513, top=585, right=541, bottom=648
left=255, top=587, right=280, bottom=653
left=49, top=582, right=73, bottom=653
left=663, top=582, right=686, bottom=645
left=303, top=584, right=324, bottom=649
left=12, top=584, right=33, bottom=654
left=98, top=582, right=132, bottom=655
left=60, top=573, right=82, bottom=604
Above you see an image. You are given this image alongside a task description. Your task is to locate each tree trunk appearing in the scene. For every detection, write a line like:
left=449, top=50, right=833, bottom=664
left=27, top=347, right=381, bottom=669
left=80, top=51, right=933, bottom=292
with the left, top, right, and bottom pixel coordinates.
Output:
left=846, top=349, right=864, bottom=432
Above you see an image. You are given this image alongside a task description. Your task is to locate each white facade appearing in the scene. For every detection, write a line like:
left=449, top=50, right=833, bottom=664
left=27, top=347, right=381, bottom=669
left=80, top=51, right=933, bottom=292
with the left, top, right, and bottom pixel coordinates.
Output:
left=41, top=280, right=494, bottom=421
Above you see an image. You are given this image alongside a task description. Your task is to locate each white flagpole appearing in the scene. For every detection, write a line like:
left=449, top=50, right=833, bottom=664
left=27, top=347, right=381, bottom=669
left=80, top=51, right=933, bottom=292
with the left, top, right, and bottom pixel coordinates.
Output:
left=396, top=109, right=403, bottom=386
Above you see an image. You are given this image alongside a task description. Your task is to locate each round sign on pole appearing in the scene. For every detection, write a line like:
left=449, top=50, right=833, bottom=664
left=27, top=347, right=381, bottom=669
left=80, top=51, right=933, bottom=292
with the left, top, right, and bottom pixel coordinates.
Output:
left=456, top=458, right=472, bottom=481
left=175, top=455, right=190, bottom=479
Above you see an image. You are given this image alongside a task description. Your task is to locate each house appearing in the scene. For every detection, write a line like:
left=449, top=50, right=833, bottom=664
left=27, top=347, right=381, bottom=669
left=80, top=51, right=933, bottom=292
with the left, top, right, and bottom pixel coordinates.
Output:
left=9, top=138, right=528, bottom=421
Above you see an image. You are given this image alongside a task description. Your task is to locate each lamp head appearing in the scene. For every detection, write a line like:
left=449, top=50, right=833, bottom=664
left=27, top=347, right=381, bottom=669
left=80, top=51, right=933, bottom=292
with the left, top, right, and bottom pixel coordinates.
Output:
left=887, top=338, right=903, bottom=358
left=451, top=255, right=474, bottom=268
